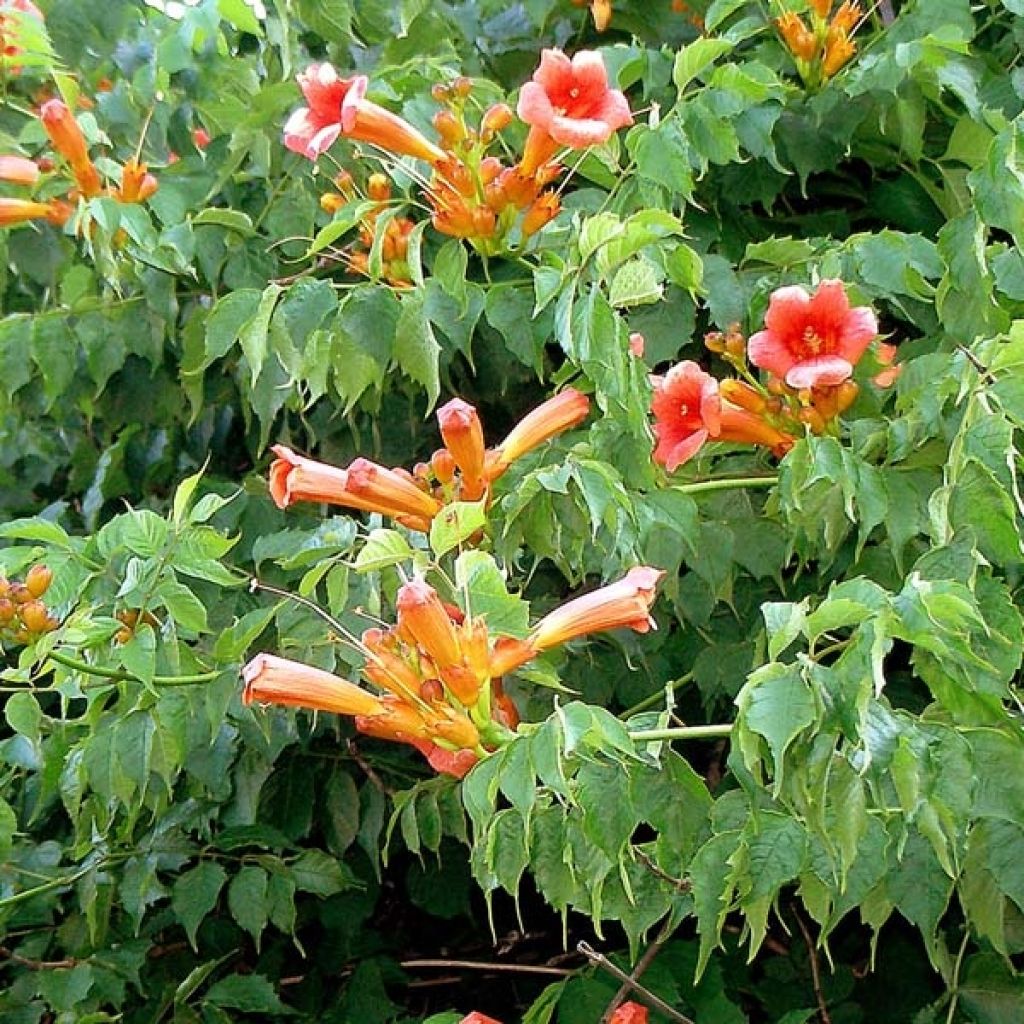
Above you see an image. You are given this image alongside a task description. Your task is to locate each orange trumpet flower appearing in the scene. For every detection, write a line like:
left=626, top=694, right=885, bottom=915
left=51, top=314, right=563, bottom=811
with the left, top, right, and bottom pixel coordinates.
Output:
left=242, top=653, right=385, bottom=717
left=437, top=398, right=487, bottom=498
left=0, top=155, right=39, bottom=185
left=529, top=566, right=664, bottom=651
left=396, top=579, right=462, bottom=668
left=345, top=458, right=443, bottom=522
left=487, top=388, right=590, bottom=478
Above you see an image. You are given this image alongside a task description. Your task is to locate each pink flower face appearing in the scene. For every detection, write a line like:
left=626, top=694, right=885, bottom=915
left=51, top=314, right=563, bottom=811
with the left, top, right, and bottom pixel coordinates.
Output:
left=747, top=279, right=878, bottom=390
left=650, top=360, right=722, bottom=472
left=517, top=48, right=633, bottom=149
left=282, top=64, right=368, bottom=160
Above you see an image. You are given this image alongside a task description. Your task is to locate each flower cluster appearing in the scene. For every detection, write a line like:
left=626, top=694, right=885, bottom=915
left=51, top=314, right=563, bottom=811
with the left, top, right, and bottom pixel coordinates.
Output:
left=0, top=564, right=58, bottom=646
left=321, top=171, right=416, bottom=287
left=651, top=279, right=893, bottom=470
left=269, top=388, right=590, bottom=531
left=283, top=48, right=632, bottom=257
left=0, top=98, right=159, bottom=232
left=243, top=566, right=663, bottom=778
left=776, top=0, right=862, bottom=87
left=0, top=0, right=43, bottom=72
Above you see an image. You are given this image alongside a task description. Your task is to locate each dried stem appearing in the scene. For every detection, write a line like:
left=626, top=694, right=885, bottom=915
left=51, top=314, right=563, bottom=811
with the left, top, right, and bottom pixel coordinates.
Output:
left=792, top=905, right=832, bottom=1024
left=600, top=937, right=666, bottom=1023
left=578, top=942, right=695, bottom=1024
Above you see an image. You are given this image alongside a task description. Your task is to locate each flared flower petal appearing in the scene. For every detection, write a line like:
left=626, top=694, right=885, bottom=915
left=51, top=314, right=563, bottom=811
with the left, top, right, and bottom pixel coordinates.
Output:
left=516, top=48, right=632, bottom=172
left=650, top=360, right=722, bottom=472
left=748, top=279, right=878, bottom=390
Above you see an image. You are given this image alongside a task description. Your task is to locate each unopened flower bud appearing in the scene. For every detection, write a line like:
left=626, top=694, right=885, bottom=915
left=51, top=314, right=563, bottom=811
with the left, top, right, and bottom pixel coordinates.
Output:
left=452, top=76, right=473, bottom=99
left=431, top=448, right=456, bottom=484
left=835, top=379, right=859, bottom=414
left=20, top=600, right=51, bottom=633
left=433, top=109, right=466, bottom=148
left=521, top=191, right=560, bottom=238
left=321, top=192, right=346, bottom=214
left=25, top=564, right=53, bottom=598
left=481, top=103, right=513, bottom=140
left=0, top=598, right=14, bottom=625
left=367, top=173, right=391, bottom=202
left=704, top=330, right=726, bottom=353
left=431, top=83, right=450, bottom=103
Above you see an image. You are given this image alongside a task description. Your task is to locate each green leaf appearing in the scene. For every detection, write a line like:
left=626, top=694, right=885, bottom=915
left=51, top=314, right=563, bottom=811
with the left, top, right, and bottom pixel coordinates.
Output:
left=608, top=258, right=664, bottom=308
left=355, top=528, right=415, bottom=571
left=454, top=550, right=530, bottom=637
left=227, top=865, right=269, bottom=947
left=192, top=208, right=256, bottom=235
left=394, top=289, right=440, bottom=409
left=290, top=849, right=354, bottom=897
left=172, top=862, right=228, bottom=950
left=673, top=37, right=735, bottom=92
left=204, top=974, right=295, bottom=1014
left=736, top=663, right=819, bottom=795
left=429, top=499, right=487, bottom=557
left=217, top=0, right=262, bottom=34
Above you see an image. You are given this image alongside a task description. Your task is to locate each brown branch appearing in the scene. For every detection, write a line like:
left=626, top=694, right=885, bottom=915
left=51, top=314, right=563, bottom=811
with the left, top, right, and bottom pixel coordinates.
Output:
left=578, top=942, right=695, bottom=1024
left=347, top=738, right=394, bottom=795
left=601, top=937, right=666, bottom=1024
left=0, top=946, right=79, bottom=970
left=792, top=905, right=832, bottom=1024
left=400, top=958, right=576, bottom=977
left=635, top=849, right=691, bottom=893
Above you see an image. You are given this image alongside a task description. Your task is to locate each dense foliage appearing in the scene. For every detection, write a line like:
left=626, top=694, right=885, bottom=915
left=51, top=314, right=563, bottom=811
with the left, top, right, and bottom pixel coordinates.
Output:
left=3, top=0, right=1024, bottom=1021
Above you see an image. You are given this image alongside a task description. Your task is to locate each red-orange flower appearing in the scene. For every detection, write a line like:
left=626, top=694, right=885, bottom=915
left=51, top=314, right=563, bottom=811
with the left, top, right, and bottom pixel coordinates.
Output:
left=437, top=398, right=486, bottom=497
left=748, top=280, right=878, bottom=390
left=517, top=49, right=633, bottom=174
left=410, top=737, right=479, bottom=779
left=776, top=12, right=817, bottom=62
left=39, top=99, right=90, bottom=170
left=116, top=158, right=158, bottom=203
left=0, top=196, right=56, bottom=226
left=396, top=578, right=462, bottom=669
left=0, top=155, right=38, bottom=185
left=651, top=360, right=721, bottom=471
left=529, top=566, right=664, bottom=651
left=609, top=1002, right=649, bottom=1024
left=269, top=444, right=362, bottom=509
left=458, top=1014, right=503, bottom=1024
left=487, top=388, right=590, bottom=478
left=242, top=653, right=385, bottom=717
left=346, top=458, right=442, bottom=523
left=283, top=63, right=445, bottom=164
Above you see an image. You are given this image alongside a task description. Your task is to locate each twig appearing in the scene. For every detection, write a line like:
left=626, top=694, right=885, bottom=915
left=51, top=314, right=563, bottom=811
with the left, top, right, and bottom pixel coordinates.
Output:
left=601, top=937, right=666, bottom=1023
left=400, top=958, right=576, bottom=977
left=0, top=946, right=79, bottom=970
left=346, top=739, right=394, bottom=795
left=45, top=649, right=222, bottom=687
left=792, top=905, right=832, bottom=1024
left=629, top=724, right=733, bottom=743
left=577, top=942, right=695, bottom=1024
left=635, top=849, right=692, bottom=893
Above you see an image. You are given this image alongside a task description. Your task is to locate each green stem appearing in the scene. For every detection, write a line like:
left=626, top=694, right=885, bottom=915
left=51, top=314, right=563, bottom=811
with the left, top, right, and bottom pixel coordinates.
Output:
left=46, top=650, right=222, bottom=687
left=629, top=725, right=733, bottom=743
left=620, top=673, right=693, bottom=719
left=673, top=475, right=778, bottom=496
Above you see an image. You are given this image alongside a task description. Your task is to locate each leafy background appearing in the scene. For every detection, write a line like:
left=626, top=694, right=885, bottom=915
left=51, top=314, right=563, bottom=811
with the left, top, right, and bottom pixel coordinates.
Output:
left=3, top=0, right=1024, bottom=1021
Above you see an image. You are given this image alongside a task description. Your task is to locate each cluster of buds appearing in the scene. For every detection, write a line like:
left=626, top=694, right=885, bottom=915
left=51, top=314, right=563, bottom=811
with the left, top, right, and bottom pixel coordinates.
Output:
left=775, top=1, right=862, bottom=87
left=0, top=564, right=58, bottom=645
left=243, top=566, right=663, bottom=778
left=652, top=279, right=896, bottom=471
left=321, top=171, right=415, bottom=287
left=269, top=388, right=591, bottom=532
left=0, top=0, right=44, bottom=73
left=284, top=48, right=632, bottom=260
left=0, top=98, right=159, bottom=232
left=113, top=607, right=160, bottom=645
